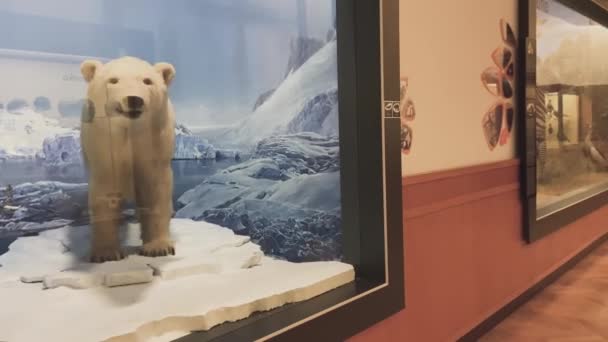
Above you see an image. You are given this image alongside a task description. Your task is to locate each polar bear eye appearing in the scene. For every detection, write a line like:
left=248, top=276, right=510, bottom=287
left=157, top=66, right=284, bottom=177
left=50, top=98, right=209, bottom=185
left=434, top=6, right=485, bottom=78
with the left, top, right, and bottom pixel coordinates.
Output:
left=143, top=78, right=153, bottom=85
left=109, top=78, right=119, bottom=85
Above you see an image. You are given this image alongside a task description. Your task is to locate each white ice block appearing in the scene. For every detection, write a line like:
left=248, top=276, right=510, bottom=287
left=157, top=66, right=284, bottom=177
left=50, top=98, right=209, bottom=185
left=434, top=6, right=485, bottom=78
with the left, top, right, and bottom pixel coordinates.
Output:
left=146, top=242, right=263, bottom=280
left=0, top=219, right=355, bottom=342
left=43, top=271, right=105, bottom=289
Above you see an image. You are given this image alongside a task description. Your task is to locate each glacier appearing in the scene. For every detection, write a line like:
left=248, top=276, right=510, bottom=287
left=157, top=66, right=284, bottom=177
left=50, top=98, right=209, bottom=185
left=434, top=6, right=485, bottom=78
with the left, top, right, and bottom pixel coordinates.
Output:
left=174, top=124, right=217, bottom=160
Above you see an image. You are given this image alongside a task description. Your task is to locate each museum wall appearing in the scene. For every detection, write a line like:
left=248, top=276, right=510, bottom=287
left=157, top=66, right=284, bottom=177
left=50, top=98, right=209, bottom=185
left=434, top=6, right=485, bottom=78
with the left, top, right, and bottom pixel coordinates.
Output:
left=400, top=0, right=518, bottom=176
left=348, top=0, right=608, bottom=340
left=349, top=160, right=608, bottom=341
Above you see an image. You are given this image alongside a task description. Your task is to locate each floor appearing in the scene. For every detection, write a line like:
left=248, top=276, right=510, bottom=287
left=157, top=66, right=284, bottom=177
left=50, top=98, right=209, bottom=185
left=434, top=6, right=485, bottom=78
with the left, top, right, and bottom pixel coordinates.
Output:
left=481, top=241, right=608, bottom=341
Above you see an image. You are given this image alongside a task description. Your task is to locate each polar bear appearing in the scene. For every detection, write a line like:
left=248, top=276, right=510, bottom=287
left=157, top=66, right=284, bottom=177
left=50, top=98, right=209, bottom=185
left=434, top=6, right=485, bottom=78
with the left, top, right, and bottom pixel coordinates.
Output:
left=80, top=56, right=176, bottom=262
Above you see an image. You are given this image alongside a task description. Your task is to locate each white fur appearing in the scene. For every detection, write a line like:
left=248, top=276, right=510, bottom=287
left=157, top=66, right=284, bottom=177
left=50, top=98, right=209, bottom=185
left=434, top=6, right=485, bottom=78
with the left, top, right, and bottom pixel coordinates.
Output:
left=80, top=56, right=177, bottom=262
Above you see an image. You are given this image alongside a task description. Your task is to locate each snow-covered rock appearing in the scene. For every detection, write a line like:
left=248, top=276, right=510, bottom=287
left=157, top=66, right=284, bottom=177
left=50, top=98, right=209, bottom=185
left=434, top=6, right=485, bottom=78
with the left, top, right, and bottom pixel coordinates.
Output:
left=176, top=133, right=341, bottom=262
left=0, top=181, right=88, bottom=236
left=267, top=171, right=341, bottom=212
left=0, top=219, right=354, bottom=342
left=252, top=133, right=340, bottom=175
left=0, top=219, right=73, bottom=236
left=42, top=131, right=83, bottom=165
left=286, top=88, right=338, bottom=136
left=177, top=133, right=339, bottom=215
left=0, top=107, right=72, bottom=159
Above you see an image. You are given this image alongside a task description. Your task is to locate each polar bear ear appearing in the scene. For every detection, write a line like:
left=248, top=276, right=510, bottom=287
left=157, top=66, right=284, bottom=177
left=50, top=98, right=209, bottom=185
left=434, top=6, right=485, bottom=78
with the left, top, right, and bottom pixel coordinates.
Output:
left=154, top=62, right=176, bottom=86
left=80, top=60, right=103, bottom=83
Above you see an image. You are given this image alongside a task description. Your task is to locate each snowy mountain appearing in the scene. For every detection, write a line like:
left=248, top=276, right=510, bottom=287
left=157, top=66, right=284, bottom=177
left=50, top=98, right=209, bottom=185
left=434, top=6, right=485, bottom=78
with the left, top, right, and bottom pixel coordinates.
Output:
left=252, top=89, right=276, bottom=112
left=286, top=88, right=338, bottom=136
left=0, top=107, right=71, bottom=159
left=0, top=181, right=89, bottom=237
left=284, top=37, right=325, bottom=78
left=227, top=40, right=338, bottom=147
left=251, top=36, right=327, bottom=113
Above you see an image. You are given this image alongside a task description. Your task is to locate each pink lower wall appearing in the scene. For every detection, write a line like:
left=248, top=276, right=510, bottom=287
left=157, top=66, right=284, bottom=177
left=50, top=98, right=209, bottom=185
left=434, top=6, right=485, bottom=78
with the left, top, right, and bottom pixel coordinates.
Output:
left=349, top=160, right=608, bottom=342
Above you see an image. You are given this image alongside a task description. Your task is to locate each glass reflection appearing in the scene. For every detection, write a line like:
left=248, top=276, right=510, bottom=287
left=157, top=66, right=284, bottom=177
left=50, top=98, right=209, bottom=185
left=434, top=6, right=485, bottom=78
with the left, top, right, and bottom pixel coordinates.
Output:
left=536, top=0, right=608, bottom=216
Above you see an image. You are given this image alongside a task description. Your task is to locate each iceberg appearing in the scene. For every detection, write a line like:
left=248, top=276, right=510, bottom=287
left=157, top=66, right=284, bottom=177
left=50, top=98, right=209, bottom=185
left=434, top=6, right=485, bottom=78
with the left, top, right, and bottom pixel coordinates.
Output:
left=174, top=124, right=217, bottom=159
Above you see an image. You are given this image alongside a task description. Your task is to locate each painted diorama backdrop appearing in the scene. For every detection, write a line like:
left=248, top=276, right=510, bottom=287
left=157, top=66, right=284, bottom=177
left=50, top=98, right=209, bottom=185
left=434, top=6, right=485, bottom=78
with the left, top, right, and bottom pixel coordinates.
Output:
left=0, top=0, right=341, bottom=262
left=0, top=1, right=355, bottom=341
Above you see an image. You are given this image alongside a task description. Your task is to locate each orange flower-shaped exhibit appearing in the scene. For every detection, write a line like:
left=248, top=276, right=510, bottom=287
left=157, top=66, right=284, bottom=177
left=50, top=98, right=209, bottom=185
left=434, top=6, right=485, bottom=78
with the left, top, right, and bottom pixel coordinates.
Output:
left=481, top=19, right=516, bottom=151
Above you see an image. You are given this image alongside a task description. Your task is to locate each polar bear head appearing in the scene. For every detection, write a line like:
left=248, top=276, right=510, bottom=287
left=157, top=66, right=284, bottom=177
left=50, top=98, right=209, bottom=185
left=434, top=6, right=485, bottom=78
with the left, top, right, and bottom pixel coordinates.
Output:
left=80, top=56, right=175, bottom=120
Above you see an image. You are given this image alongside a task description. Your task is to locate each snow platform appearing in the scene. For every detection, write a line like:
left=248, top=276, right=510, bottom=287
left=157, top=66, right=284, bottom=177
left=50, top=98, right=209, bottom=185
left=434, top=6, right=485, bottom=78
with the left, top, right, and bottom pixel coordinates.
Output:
left=0, top=219, right=354, bottom=342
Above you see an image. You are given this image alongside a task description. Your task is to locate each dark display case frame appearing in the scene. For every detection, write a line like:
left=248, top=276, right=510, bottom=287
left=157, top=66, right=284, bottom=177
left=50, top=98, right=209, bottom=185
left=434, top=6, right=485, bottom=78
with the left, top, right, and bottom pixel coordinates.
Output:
left=176, top=0, right=405, bottom=341
left=519, top=0, right=608, bottom=242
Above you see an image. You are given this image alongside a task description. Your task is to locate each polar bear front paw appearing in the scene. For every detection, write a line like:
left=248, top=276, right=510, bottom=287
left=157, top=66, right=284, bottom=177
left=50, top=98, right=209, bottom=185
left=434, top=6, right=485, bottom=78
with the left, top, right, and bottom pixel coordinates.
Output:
left=139, top=240, right=175, bottom=257
left=90, top=248, right=126, bottom=263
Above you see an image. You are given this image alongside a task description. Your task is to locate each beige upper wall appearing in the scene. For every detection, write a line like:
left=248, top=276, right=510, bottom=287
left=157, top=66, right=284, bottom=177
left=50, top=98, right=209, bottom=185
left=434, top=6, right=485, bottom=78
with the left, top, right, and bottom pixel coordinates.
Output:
left=400, top=0, right=518, bottom=176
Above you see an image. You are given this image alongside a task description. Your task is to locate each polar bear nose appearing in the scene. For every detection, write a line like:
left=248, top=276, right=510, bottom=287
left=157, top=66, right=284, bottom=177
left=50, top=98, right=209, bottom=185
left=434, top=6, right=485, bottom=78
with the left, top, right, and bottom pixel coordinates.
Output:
left=126, top=96, right=144, bottom=109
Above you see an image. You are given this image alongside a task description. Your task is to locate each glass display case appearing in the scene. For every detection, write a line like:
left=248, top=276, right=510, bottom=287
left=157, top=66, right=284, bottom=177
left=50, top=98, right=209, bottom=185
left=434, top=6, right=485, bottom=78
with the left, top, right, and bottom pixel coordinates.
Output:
left=520, top=0, right=608, bottom=241
left=0, top=1, right=404, bottom=341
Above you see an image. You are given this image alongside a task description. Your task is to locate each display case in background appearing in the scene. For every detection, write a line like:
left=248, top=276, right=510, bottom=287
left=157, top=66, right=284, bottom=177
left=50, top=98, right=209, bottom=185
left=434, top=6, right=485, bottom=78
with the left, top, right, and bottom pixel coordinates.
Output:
left=0, top=1, right=404, bottom=341
left=520, top=0, right=608, bottom=241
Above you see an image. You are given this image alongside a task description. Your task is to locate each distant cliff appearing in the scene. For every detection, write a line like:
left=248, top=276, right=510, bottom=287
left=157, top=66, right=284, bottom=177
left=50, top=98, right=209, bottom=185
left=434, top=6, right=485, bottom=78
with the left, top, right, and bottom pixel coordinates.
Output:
left=252, top=36, right=325, bottom=112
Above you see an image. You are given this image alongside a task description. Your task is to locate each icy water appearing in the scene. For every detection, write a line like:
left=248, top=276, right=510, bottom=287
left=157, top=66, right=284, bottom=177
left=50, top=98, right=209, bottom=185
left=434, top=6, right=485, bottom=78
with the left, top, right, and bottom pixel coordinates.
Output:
left=0, top=158, right=241, bottom=255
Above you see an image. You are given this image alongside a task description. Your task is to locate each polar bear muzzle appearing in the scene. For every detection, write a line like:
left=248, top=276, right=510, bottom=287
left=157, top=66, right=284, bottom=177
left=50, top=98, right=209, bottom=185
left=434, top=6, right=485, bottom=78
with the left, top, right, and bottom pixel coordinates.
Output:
left=122, top=95, right=145, bottom=119
left=110, top=95, right=145, bottom=119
